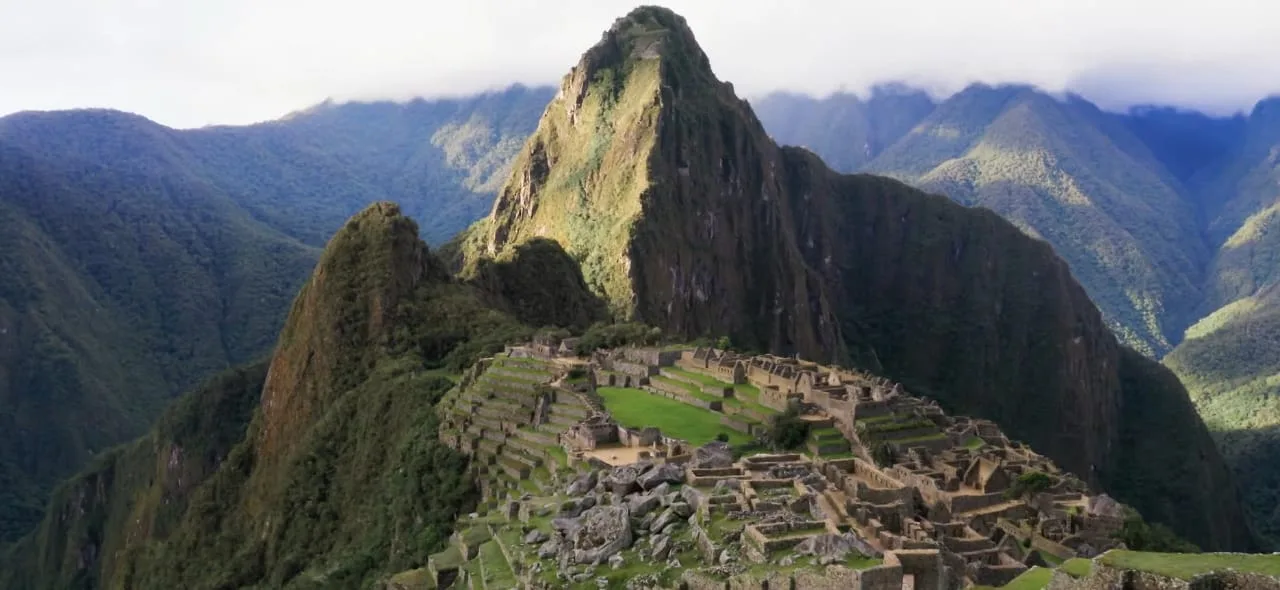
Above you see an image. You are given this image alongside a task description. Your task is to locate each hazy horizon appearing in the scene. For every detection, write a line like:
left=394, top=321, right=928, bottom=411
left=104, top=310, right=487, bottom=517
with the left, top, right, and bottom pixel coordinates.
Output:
left=3, top=0, right=1278, bottom=128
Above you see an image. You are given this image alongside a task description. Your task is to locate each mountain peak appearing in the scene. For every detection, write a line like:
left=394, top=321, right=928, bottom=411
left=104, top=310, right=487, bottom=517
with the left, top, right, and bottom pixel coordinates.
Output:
left=258, top=200, right=438, bottom=467
left=560, top=4, right=720, bottom=112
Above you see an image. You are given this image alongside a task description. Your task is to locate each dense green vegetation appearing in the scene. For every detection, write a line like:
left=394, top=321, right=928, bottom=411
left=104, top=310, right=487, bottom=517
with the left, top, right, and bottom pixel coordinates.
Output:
left=0, top=203, right=543, bottom=588
left=1114, top=515, right=1200, bottom=553
left=574, top=322, right=665, bottom=355
left=756, top=89, right=1280, bottom=548
left=0, top=140, right=318, bottom=542
left=1005, top=471, right=1053, bottom=500
left=766, top=405, right=812, bottom=450
left=0, top=88, right=553, bottom=541
left=0, top=362, right=268, bottom=589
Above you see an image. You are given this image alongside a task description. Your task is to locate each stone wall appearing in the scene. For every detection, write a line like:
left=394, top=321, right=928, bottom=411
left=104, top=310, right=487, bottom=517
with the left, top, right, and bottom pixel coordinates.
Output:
left=642, top=384, right=724, bottom=411
left=886, top=550, right=946, bottom=590
left=757, top=385, right=794, bottom=411
left=1030, top=533, right=1074, bottom=561
left=612, top=360, right=657, bottom=377
left=949, top=492, right=1014, bottom=514
left=720, top=415, right=754, bottom=434
left=623, top=347, right=683, bottom=367
left=618, top=426, right=662, bottom=447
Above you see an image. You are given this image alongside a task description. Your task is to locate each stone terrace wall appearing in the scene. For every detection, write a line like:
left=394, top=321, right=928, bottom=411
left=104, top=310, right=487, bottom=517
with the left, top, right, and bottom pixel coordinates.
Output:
left=623, top=347, right=684, bottom=367
left=643, top=382, right=724, bottom=411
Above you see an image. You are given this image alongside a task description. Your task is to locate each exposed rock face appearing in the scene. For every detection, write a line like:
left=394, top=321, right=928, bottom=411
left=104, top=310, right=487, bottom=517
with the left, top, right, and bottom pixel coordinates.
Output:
left=692, top=442, right=734, bottom=469
left=637, top=462, right=684, bottom=489
left=458, top=5, right=1254, bottom=550
left=570, top=506, right=634, bottom=565
left=795, top=533, right=879, bottom=565
left=566, top=470, right=599, bottom=496
left=603, top=466, right=642, bottom=496
left=628, top=493, right=662, bottom=518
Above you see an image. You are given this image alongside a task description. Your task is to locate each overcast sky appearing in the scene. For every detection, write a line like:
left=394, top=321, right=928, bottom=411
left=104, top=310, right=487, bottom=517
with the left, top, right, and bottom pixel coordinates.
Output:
left=2, top=0, right=1278, bottom=128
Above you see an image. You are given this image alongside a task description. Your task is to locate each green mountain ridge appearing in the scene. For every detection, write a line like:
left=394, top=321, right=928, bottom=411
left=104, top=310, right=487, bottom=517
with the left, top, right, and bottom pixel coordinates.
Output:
left=457, top=6, right=1252, bottom=550
left=0, top=201, right=586, bottom=588
left=755, top=88, right=1280, bottom=544
left=0, top=87, right=553, bottom=542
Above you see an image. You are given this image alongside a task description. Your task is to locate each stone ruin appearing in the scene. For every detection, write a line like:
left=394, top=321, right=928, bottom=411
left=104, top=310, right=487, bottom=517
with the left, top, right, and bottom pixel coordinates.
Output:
left=430, top=343, right=1144, bottom=589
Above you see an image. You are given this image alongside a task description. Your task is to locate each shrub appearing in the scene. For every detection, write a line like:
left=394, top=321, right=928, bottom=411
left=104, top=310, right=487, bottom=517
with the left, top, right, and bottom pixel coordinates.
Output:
left=767, top=406, right=810, bottom=450
left=871, top=442, right=897, bottom=468
left=1005, top=471, right=1054, bottom=500
left=715, top=432, right=730, bottom=443
left=574, top=322, right=662, bottom=355
left=1114, top=516, right=1201, bottom=553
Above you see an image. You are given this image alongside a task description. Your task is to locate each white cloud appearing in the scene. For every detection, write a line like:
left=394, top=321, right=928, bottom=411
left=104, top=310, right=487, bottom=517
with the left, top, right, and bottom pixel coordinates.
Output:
left=1, top=0, right=1277, bottom=128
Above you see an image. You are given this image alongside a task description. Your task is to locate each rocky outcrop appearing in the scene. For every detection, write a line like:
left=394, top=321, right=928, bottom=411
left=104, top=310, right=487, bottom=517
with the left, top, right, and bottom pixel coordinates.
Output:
left=458, top=5, right=1255, bottom=550
left=570, top=506, right=634, bottom=565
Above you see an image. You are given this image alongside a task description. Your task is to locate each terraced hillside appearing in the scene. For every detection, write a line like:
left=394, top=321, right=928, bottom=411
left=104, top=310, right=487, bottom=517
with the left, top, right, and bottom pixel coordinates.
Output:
left=413, top=339, right=1229, bottom=590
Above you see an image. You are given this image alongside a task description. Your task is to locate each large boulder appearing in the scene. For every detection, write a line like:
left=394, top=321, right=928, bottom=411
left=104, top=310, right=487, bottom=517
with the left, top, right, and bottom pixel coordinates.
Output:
left=650, top=507, right=683, bottom=533
left=1087, top=494, right=1125, bottom=519
left=552, top=516, right=583, bottom=538
left=538, top=537, right=561, bottom=559
left=638, top=462, right=685, bottom=489
left=651, top=534, right=673, bottom=560
left=603, top=465, right=642, bottom=496
left=566, top=470, right=599, bottom=496
left=628, top=493, right=662, bottom=518
left=524, top=529, right=549, bottom=544
left=571, top=505, right=634, bottom=565
left=692, top=441, right=734, bottom=469
left=795, top=533, right=876, bottom=565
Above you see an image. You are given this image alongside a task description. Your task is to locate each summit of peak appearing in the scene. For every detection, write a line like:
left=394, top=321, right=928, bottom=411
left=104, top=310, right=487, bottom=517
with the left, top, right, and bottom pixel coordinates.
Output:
left=568, top=5, right=716, bottom=93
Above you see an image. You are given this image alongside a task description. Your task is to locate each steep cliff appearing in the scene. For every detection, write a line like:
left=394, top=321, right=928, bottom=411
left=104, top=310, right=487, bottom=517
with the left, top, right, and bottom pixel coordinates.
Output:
left=0, top=363, right=267, bottom=590
left=458, top=5, right=1254, bottom=550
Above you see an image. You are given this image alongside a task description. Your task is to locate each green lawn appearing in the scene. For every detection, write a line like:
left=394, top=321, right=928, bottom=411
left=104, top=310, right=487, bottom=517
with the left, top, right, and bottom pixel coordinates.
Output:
left=428, top=544, right=464, bottom=570
left=964, top=436, right=985, bottom=449
left=544, top=445, right=568, bottom=469
left=598, top=387, right=750, bottom=445
left=648, top=376, right=723, bottom=403
left=974, top=566, right=1053, bottom=590
left=1059, top=558, right=1092, bottom=578
left=809, top=427, right=846, bottom=442
left=1101, top=550, right=1280, bottom=580
left=1037, top=550, right=1064, bottom=566
left=478, top=540, right=517, bottom=588
left=664, top=367, right=730, bottom=388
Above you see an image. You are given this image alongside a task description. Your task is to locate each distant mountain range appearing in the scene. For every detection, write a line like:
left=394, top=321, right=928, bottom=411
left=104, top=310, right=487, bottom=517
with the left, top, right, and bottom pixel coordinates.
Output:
left=754, top=85, right=1280, bottom=543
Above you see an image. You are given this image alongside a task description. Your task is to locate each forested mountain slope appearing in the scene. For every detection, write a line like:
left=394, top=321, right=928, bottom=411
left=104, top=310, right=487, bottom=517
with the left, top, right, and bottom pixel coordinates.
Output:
left=0, top=87, right=551, bottom=543
left=753, top=87, right=1280, bottom=545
